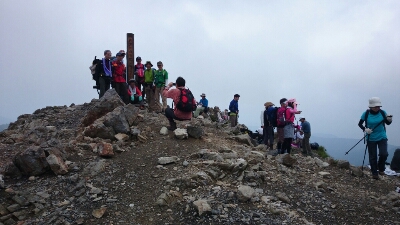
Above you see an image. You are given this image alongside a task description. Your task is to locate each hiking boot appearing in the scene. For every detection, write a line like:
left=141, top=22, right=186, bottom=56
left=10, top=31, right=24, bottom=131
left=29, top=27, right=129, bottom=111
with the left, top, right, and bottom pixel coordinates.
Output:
left=167, top=121, right=177, bottom=131
left=378, top=171, right=385, bottom=176
left=372, top=174, right=379, bottom=180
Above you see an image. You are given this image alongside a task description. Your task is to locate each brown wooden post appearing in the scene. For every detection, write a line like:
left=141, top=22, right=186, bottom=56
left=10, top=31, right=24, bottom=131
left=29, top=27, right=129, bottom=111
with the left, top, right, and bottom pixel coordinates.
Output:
left=126, top=33, right=134, bottom=82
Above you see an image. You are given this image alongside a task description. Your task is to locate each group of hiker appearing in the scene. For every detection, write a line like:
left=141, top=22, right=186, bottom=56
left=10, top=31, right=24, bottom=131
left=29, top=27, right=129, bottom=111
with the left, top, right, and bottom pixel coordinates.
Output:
left=91, top=50, right=395, bottom=180
left=91, top=50, right=169, bottom=112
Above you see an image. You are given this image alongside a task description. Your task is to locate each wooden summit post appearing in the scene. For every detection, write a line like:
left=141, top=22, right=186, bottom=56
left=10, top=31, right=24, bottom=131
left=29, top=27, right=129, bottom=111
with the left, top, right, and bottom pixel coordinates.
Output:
left=126, top=33, right=134, bottom=82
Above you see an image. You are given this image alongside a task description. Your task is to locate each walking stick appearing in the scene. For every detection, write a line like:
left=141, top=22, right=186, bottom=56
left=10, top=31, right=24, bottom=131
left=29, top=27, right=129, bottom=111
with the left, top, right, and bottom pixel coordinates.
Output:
left=344, top=119, right=385, bottom=155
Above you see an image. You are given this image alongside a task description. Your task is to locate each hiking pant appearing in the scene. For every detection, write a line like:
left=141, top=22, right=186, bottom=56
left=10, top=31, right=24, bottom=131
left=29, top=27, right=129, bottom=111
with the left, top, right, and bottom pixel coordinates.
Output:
left=367, top=139, right=388, bottom=175
left=282, top=138, right=293, bottom=154
left=130, top=95, right=143, bottom=105
left=230, top=115, right=237, bottom=127
left=99, top=76, right=111, bottom=98
left=154, top=86, right=167, bottom=112
left=114, top=82, right=129, bottom=104
left=144, top=84, right=155, bottom=111
left=263, top=126, right=274, bottom=147
left=194, top=107, right=205, bottom=117
left=136, top=77, right=145, bottom=99
left=277, top=127, right=284, bottom=150
left=302, top=132, right=311, bottom=154
left=165, top=108, right=189, bottom=123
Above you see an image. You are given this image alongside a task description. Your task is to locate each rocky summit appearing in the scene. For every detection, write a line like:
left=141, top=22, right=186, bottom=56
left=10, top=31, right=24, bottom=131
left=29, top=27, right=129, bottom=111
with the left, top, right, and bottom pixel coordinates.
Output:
left=0, top=89, right=400, bottom=225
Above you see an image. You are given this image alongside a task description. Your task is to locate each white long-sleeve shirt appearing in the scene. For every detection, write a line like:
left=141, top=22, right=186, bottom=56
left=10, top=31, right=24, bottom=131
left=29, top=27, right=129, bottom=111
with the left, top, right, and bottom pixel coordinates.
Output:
left=260, top=110, right=264, bottom=126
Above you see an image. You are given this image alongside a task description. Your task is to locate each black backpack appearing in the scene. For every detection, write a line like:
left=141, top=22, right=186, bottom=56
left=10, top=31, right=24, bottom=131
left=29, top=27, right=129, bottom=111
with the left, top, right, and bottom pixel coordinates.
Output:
left=310, top=142, right=319, bottom=150
left=176, top=88, right=197, bottom=112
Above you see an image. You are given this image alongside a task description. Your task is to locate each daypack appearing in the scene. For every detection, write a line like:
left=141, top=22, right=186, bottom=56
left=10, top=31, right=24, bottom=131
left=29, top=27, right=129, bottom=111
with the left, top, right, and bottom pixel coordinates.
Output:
left=90, top=56, right=101, bottom=90
left=176, top=88, right=197, bottom=112
left=276, top=107, right=289, bottom=127
left=364, top=109, right=386, bottom=131
left=310, top=142, right=319, bottom=150
left=268, top=107, right=278, bottom=127
left=135, top=64, right=145, bottom=78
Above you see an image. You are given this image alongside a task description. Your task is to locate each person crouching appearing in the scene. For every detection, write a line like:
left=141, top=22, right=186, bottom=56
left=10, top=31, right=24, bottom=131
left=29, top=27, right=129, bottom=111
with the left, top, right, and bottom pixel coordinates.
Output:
left=127, top=79, right=143, bottom=106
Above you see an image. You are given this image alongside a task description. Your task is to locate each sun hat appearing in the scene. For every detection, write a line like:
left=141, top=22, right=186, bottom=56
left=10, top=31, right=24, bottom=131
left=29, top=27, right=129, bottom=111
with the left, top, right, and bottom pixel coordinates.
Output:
left=299, top=116, right=305, bottom=120
left=264, top=102, right=274, bottom=107
left=200, top=93, right=206, bottom=97
left=369, top=97, right=382, bottom=107
left=145, top=61, right=153, bottom=67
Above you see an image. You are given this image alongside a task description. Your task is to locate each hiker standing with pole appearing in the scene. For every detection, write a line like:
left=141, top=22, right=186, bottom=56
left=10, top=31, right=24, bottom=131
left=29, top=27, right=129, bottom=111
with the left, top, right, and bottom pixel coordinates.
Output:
left=358, top=97, right=392, bottom=180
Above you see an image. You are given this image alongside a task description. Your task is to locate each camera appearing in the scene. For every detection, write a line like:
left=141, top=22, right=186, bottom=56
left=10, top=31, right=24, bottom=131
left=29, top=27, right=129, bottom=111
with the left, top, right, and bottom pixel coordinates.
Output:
left=172, top=83, right=176, bottom=86
left=93, top=85, right=99, bottom=89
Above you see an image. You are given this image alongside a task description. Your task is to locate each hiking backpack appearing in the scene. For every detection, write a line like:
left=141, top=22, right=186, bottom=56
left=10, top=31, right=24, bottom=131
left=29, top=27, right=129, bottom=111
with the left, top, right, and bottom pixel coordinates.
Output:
left=176, top=88, right=197, bottom=112
left=90, top=56, right=101, bottom=90
left=310, top=142, right=319, bottom=150
left=268, top=107, right=278, bottom=127
left=276, top=107, right=289, bottom=127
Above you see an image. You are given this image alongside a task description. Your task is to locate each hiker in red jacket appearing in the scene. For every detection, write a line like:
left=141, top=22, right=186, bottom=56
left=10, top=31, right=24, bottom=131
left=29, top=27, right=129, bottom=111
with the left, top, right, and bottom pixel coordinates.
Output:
left=112, top=50, right=128, bottom=104
left=162, top=77, right=194, bottom=131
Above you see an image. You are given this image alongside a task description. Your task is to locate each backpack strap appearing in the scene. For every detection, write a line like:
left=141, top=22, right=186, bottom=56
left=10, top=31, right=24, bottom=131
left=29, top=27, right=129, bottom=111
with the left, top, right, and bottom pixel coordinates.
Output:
left=380, top=110, right=386, bottom=131
left=365, top=109, right=369, bottom=128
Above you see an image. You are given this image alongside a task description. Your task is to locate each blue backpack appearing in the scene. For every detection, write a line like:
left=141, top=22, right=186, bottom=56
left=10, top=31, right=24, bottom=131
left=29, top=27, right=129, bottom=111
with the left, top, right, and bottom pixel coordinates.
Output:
left=264, top=107, right=278, bottom=127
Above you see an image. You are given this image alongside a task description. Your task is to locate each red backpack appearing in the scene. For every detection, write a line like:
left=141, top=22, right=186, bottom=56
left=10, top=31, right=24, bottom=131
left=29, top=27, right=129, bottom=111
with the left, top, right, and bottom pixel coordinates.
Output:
left=276, top=107, right=289, bottom=127
left=176, top=89, right=197, bottom=112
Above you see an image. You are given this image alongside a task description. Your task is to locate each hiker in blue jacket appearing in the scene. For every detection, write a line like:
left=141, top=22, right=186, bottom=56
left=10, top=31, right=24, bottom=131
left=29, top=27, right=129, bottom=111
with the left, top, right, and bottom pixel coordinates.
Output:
left=358, top=97, right=393, bottom=180
left=229, top=94, right=240, bottom=127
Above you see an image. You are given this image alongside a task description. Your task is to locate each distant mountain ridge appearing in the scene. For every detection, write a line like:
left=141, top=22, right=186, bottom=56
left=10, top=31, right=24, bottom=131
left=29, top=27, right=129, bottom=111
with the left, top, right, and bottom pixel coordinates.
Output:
left=311, top=136, right=399, bottom=166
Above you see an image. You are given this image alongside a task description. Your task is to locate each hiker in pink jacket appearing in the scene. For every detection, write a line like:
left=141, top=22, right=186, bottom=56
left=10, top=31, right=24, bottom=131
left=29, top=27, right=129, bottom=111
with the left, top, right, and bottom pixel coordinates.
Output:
left=281, top=98, right=302, bottom=154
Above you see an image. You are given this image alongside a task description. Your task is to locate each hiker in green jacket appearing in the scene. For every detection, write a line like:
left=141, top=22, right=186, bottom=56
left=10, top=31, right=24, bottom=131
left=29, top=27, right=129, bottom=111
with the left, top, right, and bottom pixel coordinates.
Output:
left=143, top=61, right=156, bottom=111
left=154, top=61, right=168, bottom=113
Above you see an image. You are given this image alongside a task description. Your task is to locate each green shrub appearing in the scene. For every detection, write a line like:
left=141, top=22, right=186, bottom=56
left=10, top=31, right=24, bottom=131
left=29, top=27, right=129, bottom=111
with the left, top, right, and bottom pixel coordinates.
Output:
left=316, top=145, right=330, bottom=159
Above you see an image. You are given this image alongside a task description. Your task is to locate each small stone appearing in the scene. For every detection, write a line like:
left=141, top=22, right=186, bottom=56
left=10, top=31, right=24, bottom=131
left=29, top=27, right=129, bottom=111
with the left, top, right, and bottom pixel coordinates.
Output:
left=337, top=160, right=350, bottom=169
left=275, top=192, right=290, bottom=203
left=193, top=199, right=212, bottom=216
left=160, top=127, right=168, bottom=135
left=374, top=206, right=385, bottom=213
left=314, top=158, right=330, bottom=168
left=92, top=207, right=107, bottom=218
left=182, top=160, right=189, bottom=167
left=276, top=153, right=297, bottom=167
left=114, top=133, right=129, bottom=142
left=28, top=176, right=36, bottom=181
left=158, top=156, right=180, bottom=165
left=237, top=185, right=255, bottom=202
left=350, top=166, right=364, bottom=177
left=174, top=128, right=188, bottom=139
left=6, top=204, right=20, bottom=213
left=318, top=171, right=331, bottom=178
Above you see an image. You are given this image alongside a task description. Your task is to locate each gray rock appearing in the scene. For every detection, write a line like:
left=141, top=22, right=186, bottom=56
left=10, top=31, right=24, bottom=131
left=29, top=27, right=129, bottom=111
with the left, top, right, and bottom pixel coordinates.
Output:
left=123, top=104, right=139, bottom=126
left=193, top=199, right=212, bottom=216
left=160, top=127, right=168, bottom=135
left=237, top=185, right=255, bottom=202
left=13, top=146, right=49, bottom=176
left=6, top=204, right=20, bottom=213
left=187, top=125, right=204, bottom=139
left=81, top=89, right=125, bottom=127
left=0, top=175, right=3, bottom=189
left=350, top=166, right=364, bottom=177
left=103, top=106, right=130, bottom=134
left=276, top=153, right=297, bottom=167
left=337, top=160, right=350, bottom=169
left=318, top=171, right=331, bottom=178
left=232, top=158, right=248, bottom=172
left=46, top=154, right=68, bottom=175
left=3, top=162, right=21, bottom=177
left=275, top=192, right=290, bottom=203
left=12, top=195, right=29, bottom=206
left=82, top=160, right=107, bottom=176
left=114, top=133, right=129, bottom=142
left=314, top=157, right=330, bottom=168
left=174, top=128, right=188, bottom=139
left=158, top=156, right=180, bottom=165
left=156, top=191, right=182, bottom=206
left=233, top=134, right=254, bottom=147
left=82, top=120, right=115, bottom=140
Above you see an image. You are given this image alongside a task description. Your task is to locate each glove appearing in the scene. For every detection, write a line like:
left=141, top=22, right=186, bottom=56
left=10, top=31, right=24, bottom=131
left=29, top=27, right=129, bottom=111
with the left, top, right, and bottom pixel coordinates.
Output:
left=387, top=115, right=392, bottom=123
left=138, top=96, right=142, bottom=101
left=365, top=128, right=373, bottom=134
left=130, top=95, right=135, bottom=101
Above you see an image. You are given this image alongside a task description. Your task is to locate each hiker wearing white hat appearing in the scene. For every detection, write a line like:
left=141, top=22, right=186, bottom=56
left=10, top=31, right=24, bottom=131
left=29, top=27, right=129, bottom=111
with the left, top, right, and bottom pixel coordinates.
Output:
left=358, top=97, right=393, bottom=179
left=194, top=93, right=208, bottom=117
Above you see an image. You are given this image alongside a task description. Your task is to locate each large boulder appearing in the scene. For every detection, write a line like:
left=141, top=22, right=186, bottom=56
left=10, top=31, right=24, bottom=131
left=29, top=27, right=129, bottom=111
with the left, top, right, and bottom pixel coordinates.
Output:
left=83, top=120, right=115, bottom=140
left=123, top=104, right=140, bottom=126
left=81, top=89, right=125, bottom=127
left=14, top=146, right=49, bottom=176
left=187, top=125, right=204, bottom=139
left=46, top=154, right=68, bottom=175
left=103, top=106, right=130, bottom=134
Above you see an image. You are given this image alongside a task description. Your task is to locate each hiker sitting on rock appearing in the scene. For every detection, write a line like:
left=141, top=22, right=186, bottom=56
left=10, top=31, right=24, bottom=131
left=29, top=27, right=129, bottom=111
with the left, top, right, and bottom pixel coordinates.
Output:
left=162, top=77, right=195, bottom=130
left=358, top=97, right=392, bottom=180
left=194, top=93, right=208, bottom=117
left=127, top=79, right=144, bottom=107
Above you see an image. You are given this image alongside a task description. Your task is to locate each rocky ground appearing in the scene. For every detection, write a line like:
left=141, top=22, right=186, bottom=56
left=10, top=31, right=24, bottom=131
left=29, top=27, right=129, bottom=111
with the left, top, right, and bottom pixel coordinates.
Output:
left=1, top=89, right=400, bottom=225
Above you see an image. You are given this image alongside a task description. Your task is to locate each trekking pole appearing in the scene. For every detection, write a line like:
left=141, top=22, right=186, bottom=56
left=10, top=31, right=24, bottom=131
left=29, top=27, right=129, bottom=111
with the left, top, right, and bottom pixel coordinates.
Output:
left=344, top=119, right=385, bottom=155
left=361, top=135, right=370, bottom=171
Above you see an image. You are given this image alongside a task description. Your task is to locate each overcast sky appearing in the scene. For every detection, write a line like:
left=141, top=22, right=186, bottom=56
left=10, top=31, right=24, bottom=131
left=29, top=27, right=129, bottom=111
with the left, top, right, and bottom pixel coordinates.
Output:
left=1, top=0, right=399, bottom=145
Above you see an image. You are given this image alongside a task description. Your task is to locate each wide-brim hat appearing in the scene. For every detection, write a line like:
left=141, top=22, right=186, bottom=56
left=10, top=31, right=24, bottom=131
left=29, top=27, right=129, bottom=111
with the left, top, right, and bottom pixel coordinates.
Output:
left=200, top=93, right=206, bottom=97
left=299, top=116, right=305, bottom=120
left=369, top=97, right=382, bottom=107
left=116, top=50, right=126, bottom=56
left=288, top=98, right=297, bottom=104
left=145, top=61, right=153, bottom=67
left=264, top=102, right=274, bottom=107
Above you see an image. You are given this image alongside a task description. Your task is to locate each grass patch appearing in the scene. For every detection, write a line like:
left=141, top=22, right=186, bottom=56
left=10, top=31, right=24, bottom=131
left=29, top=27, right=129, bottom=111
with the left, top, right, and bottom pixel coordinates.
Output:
left=316, top=145, right=330, bottom=159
